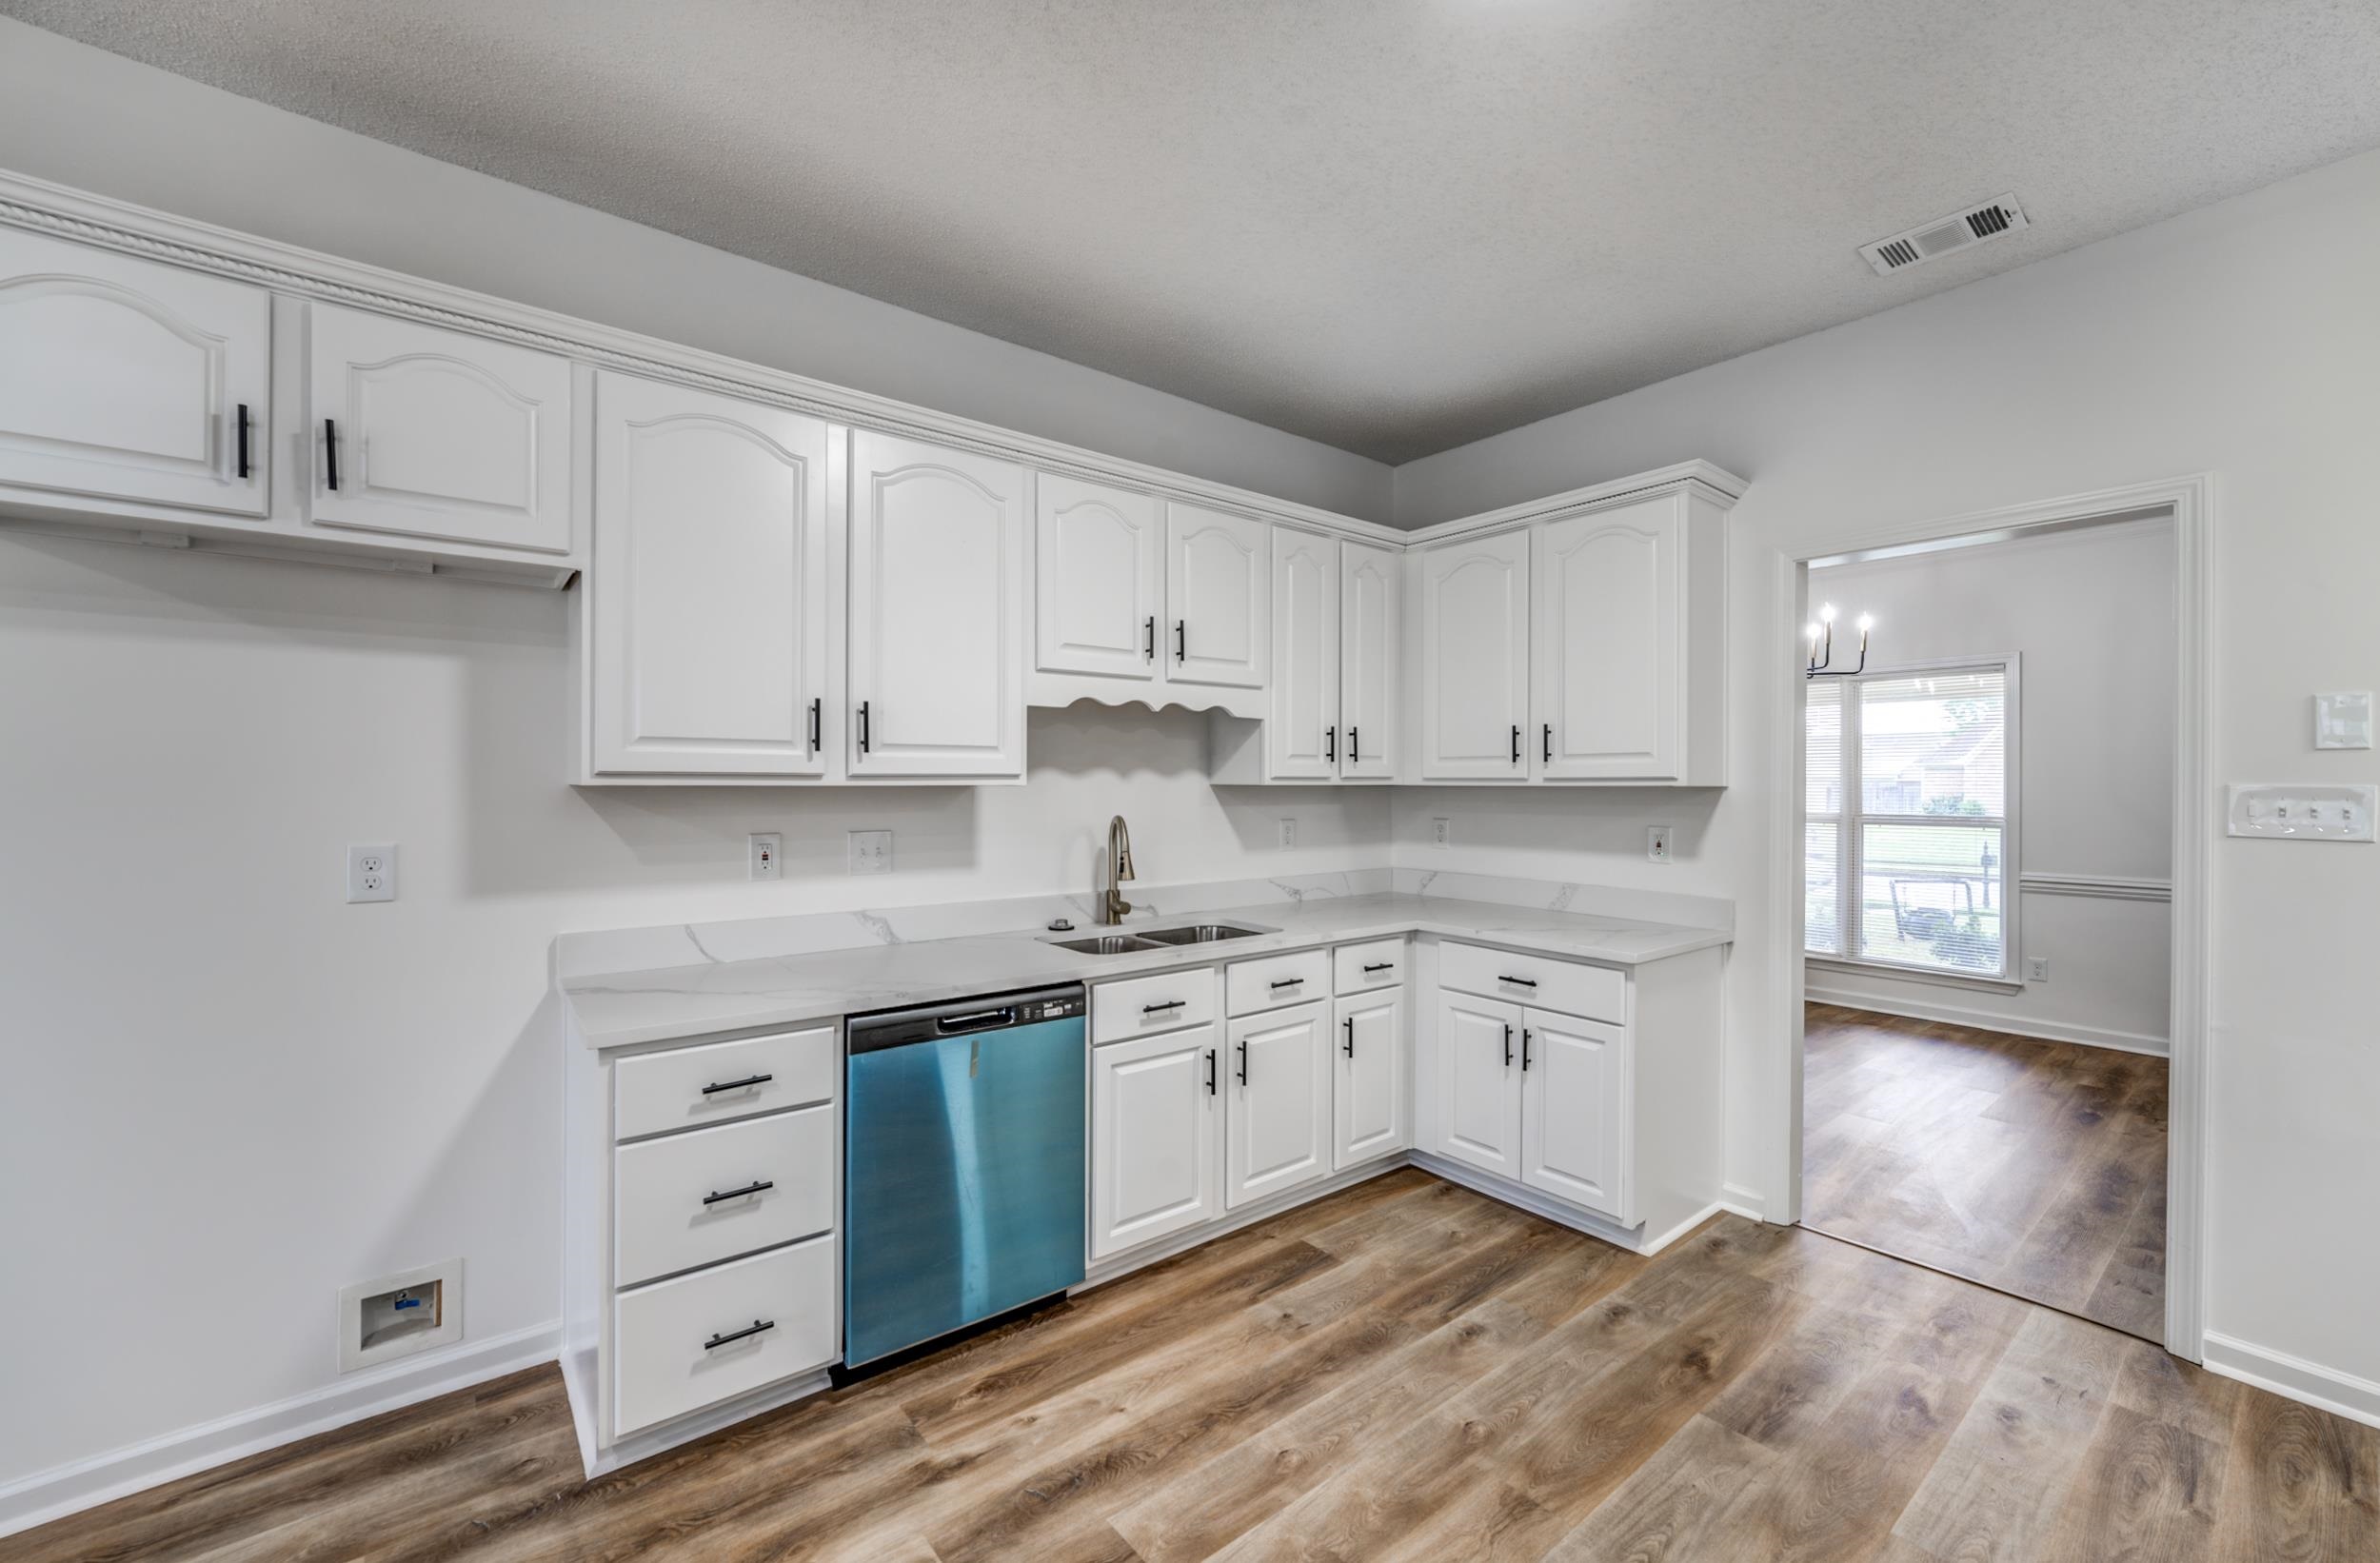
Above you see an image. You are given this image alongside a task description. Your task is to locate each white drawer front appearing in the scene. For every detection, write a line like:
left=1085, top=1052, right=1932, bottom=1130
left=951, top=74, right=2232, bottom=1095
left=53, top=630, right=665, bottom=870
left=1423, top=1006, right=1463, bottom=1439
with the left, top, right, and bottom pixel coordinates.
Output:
left=613, top=1237, right=836, bottom=1437
left=1093, top=967, right=1219, bottom=1044
left=615, top=1026, right=838, bottom=1141
left=1438, top=941, right=1625, bottom=1024
left=614, top=1107, right=836, bottom=1289
left=1226, top=947, right=1331, bottom=1016
left=1333, top=938, right=1405, bottom=995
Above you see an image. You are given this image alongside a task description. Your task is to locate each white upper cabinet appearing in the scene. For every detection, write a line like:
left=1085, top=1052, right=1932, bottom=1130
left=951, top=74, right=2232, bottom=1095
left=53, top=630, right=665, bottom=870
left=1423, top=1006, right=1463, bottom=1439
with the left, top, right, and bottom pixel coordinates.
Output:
left=585, top=371, right=833, bottom=779
left=0, top=229, right=269, bottom=518
left=848, top=430, right=1028, bottom=779
left=307, top=304, right=573, bottom=554
left=1165, top=503, right=1268, bottom=689
left=1413, top=530, right=1530, bottom=780
left=1339, top=540, right=1400, bottom=781
left=1534, top=492, right=1679, bottom=782
left=1034, top=473, right=1160, bottom=682
left=1266, top=529, right=1339, bottom=780
left=1224, top=1002, right=1333, bottom=1210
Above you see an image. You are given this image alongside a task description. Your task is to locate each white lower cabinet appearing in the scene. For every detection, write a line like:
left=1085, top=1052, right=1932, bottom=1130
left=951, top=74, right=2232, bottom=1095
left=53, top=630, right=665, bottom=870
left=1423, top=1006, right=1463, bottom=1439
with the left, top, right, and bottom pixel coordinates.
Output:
left=1333, top=989, right=1407, bottom=1169
left=612, top=1236, right=837, bottom=1437
left=1518, top=1008, right=1627, bottom=1217
left=1089, top=1021, right=1222, bottom=1260
left=1225, top=1001, right=1332, bottom=1209
left=1434, top=991, right=1525, bottom=1178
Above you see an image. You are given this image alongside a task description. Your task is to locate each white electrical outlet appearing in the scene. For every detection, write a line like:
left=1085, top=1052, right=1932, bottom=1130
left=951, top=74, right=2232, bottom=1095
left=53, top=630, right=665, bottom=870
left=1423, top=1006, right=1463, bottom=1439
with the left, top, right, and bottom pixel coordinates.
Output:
left=1279, top=818, right=1298, bottom=849
left=1647, top=825, right=1673, bottom=863
left=2028, top=957, right=2050, bottom=981
left=1431, top=817, right=1451, bottom=848
left=748, top=833, right=783, bottom=881
left=848, top=829, right=892, bottom=876
left=346, top=842, right=397, bottom=903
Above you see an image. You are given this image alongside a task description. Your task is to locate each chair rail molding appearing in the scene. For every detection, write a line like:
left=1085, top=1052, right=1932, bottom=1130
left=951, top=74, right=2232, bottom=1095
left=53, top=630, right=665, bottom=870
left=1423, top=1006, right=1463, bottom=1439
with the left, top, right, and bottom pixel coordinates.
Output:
left=2017, top=872, right=2173, bottom=902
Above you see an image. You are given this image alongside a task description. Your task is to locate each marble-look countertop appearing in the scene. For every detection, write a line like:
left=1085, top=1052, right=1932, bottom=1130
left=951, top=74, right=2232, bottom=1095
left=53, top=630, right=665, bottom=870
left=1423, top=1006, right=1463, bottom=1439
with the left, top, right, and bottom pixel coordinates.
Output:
left=563, top=891, right=1731, bottom=1050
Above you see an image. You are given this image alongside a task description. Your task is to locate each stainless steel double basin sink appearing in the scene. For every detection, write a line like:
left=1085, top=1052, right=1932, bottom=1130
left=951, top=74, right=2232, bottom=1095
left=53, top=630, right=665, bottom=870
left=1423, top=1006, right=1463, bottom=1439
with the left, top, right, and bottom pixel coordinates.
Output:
left=1049, top=922, right=1267, bottom=955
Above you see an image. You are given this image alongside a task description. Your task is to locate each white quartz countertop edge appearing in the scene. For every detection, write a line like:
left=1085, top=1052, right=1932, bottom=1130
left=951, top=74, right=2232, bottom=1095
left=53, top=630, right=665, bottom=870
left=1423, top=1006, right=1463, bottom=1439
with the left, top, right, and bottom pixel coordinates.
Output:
left=562, top=893, right=1731, bottom=1052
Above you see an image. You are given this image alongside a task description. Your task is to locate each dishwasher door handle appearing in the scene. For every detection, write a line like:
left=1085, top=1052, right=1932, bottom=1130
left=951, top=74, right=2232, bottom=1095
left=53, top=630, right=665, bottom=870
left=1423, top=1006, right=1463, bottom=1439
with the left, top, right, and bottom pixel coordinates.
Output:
left=936, top=1006, right=1016, bottom=1035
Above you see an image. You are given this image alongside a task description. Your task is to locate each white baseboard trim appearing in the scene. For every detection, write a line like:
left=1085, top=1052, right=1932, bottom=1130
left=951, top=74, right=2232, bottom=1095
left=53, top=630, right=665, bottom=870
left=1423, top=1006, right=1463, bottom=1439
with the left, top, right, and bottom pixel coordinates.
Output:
left=1718, top=1182, right=1770, bottom=1223
left=572, top=1358, right=834, bottom=1480
left=1407, top=1153, right=1721, bottom=1256
left=1804, top=983, right=2170, bottom=1058
left=0, top=1320, right=560, bottom=1541
left=1081, top=1156, right=1407, bottom=1289
left=2202, top=1331, right=2380, bottom=1431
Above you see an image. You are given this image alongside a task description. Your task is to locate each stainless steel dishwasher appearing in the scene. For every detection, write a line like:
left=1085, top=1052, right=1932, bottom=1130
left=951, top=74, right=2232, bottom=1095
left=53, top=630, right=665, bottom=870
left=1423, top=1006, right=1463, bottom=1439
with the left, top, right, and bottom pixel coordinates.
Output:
left=842, top=984, right=1086, bottom=1369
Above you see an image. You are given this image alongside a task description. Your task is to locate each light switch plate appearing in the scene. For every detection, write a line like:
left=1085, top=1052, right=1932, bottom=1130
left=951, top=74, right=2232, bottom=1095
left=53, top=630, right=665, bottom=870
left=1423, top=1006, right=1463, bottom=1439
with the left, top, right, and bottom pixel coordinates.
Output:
left=847, top=829, right=892, bottom=875
left=2314, top=691, right=2372, bottom=749
left=2226, top=783, right=2377, bottom=841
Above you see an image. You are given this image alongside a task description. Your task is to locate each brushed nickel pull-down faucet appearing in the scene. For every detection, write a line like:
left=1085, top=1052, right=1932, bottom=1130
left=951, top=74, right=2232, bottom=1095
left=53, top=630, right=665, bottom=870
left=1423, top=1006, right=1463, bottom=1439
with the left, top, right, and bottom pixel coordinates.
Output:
left=1099, top=814, right=1136, bottom=925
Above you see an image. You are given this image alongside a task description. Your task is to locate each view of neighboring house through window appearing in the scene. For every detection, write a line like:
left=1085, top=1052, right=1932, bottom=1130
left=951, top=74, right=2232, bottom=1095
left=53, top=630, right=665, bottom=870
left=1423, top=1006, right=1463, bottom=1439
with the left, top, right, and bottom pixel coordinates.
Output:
left=1805, top=663, right=2014, bottom=977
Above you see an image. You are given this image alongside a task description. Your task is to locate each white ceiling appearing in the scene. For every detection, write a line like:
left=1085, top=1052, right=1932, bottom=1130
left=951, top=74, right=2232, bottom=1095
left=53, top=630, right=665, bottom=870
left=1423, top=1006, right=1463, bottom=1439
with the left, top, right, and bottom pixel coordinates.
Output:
left=10, top=1, right=2380, bottom=463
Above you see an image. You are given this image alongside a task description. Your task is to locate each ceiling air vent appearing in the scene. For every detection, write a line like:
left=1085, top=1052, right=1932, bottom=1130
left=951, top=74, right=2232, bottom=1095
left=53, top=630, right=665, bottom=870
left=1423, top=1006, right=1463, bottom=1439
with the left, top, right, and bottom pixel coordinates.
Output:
left=1859, top=194, right=2029, bottom=276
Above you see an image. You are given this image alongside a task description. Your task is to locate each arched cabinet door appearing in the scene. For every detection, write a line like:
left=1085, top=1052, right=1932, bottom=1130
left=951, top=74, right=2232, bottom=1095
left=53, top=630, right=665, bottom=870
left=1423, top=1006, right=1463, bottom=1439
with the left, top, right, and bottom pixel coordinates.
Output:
left=1533, top=493, right=1681, bottom=781
left=1034, top=473, right=1160, bottom=681
left=847, top=430, right=1027, bottom=779
left=1266, top=528, right=1339, bottom=780
left=1338, top=540, right=1401, bottom=781
left=1164, top=502, right=1268, bottom=689
left=0, top=228, right=269, bottom=518
left=1415, top=531, right=1531, bottom=780
left=307, top=303, right=572, bottom=553
left=587, top=371, right=832, bottom=778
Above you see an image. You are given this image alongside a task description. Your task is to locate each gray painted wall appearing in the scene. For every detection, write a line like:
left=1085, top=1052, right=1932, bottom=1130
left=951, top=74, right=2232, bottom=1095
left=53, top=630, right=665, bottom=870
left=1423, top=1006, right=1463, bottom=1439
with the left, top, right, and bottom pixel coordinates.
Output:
left=0, top=18, right=1393, bottom=523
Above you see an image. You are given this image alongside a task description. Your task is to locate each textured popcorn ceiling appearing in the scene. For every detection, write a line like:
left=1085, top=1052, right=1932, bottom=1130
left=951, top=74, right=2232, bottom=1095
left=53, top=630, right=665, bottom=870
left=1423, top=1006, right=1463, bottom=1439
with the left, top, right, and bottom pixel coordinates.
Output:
left=10, top=0, right=2380, bottom=463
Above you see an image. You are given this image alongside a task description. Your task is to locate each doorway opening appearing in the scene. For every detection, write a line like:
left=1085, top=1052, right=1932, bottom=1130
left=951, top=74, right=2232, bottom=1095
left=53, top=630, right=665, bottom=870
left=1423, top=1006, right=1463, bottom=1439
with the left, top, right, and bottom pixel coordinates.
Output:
left=1790, top=496, right=2198, bottom=1347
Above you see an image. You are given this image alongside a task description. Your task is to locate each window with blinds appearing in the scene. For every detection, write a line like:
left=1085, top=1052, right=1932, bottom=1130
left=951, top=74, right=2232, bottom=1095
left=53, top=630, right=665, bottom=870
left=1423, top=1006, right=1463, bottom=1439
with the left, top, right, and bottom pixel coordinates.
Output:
left=1804, top=663, right=2014, bottom=978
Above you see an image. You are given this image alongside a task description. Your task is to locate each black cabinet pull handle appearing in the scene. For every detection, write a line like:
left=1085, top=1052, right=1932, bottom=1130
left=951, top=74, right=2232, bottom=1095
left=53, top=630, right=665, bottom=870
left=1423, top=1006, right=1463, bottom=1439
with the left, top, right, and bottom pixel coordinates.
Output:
left=1205, top=1048, right=1218, bottom=1095
left=1510, top=723, right=1520, bottom=764
left=807, top=698, right=821, bottom=755
left=702, top=1179, right=774, bottom=1206
left=1521, top=1029, right=1533, bottom=1072
left=1236, top=1039, right=1249, bottom=1085
left=1498, top=975, right=1538, bottom=988
left=323, top=418, right=340, bottom=491
left=1144, top=615, right=1156, bottom=661
left=1362, top=961, right=1395, bottom=974
left=1141, top=999, right=1185, bottom=1015
left=1325, top=725, right=1336, bottom=763
left=235, top=404, right=251, bottom=480
left=1175, top=620, right=1186, bottom=663
left=1342, top=1016, right=1354, bottom=1058
left=700, top=1073, right=773, bottom=1096
left=1268, top=977, right=1304, bottom=990
left=1349, top=726, right=1359, bottom=763
left=1543, top=723, right=1553, bottom=764
left=857, top=700, right=871, bottom=753
left=704, top=1318, right=774, bottom=1351
left=1503, top=1022, right=1514, bottom=1067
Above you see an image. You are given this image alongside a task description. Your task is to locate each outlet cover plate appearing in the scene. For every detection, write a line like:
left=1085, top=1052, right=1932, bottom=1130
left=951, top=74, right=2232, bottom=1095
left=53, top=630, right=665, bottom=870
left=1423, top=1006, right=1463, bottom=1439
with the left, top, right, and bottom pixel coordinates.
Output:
left=346, top=842, right=397, bottom=903
left=748, top=832, right=783, bottom=881
left=1647, top=825, right=1673, bottom=863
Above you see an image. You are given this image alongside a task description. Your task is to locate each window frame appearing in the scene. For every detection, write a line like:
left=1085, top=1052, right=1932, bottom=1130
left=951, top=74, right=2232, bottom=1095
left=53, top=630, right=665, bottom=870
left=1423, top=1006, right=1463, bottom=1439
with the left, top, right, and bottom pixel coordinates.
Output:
left=1804, top=654, right=2022, bottom=985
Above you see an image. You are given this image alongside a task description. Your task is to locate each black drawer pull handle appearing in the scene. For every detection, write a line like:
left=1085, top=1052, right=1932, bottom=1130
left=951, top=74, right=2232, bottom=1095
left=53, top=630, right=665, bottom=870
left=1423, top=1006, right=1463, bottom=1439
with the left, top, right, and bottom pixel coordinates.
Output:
left=1268, top=977, right=1304, bottom=990
left=1521, top=1029, right=1533, bottom=1072
left=1342, top=1016, right=1354, bottom=1057
left=1205, top=1048, right=1218, bottom=1095
left=1498, top=975, right=1539, bottom=988
left=235, top=403, right=251, bottom=479
left=1144, top=615, right=1156, bottom=661
left=700, top=1073, right=773, bottom=1096
left=1142, top=999, right=1185, bottom=1015
left=702, top=1179, right=774, bottom=1206
left=323, top=417, right=340, bottom=491
left=704, top=1318, right=775, bottom=1351
left=1362, top=961, right=1395, bottom=974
